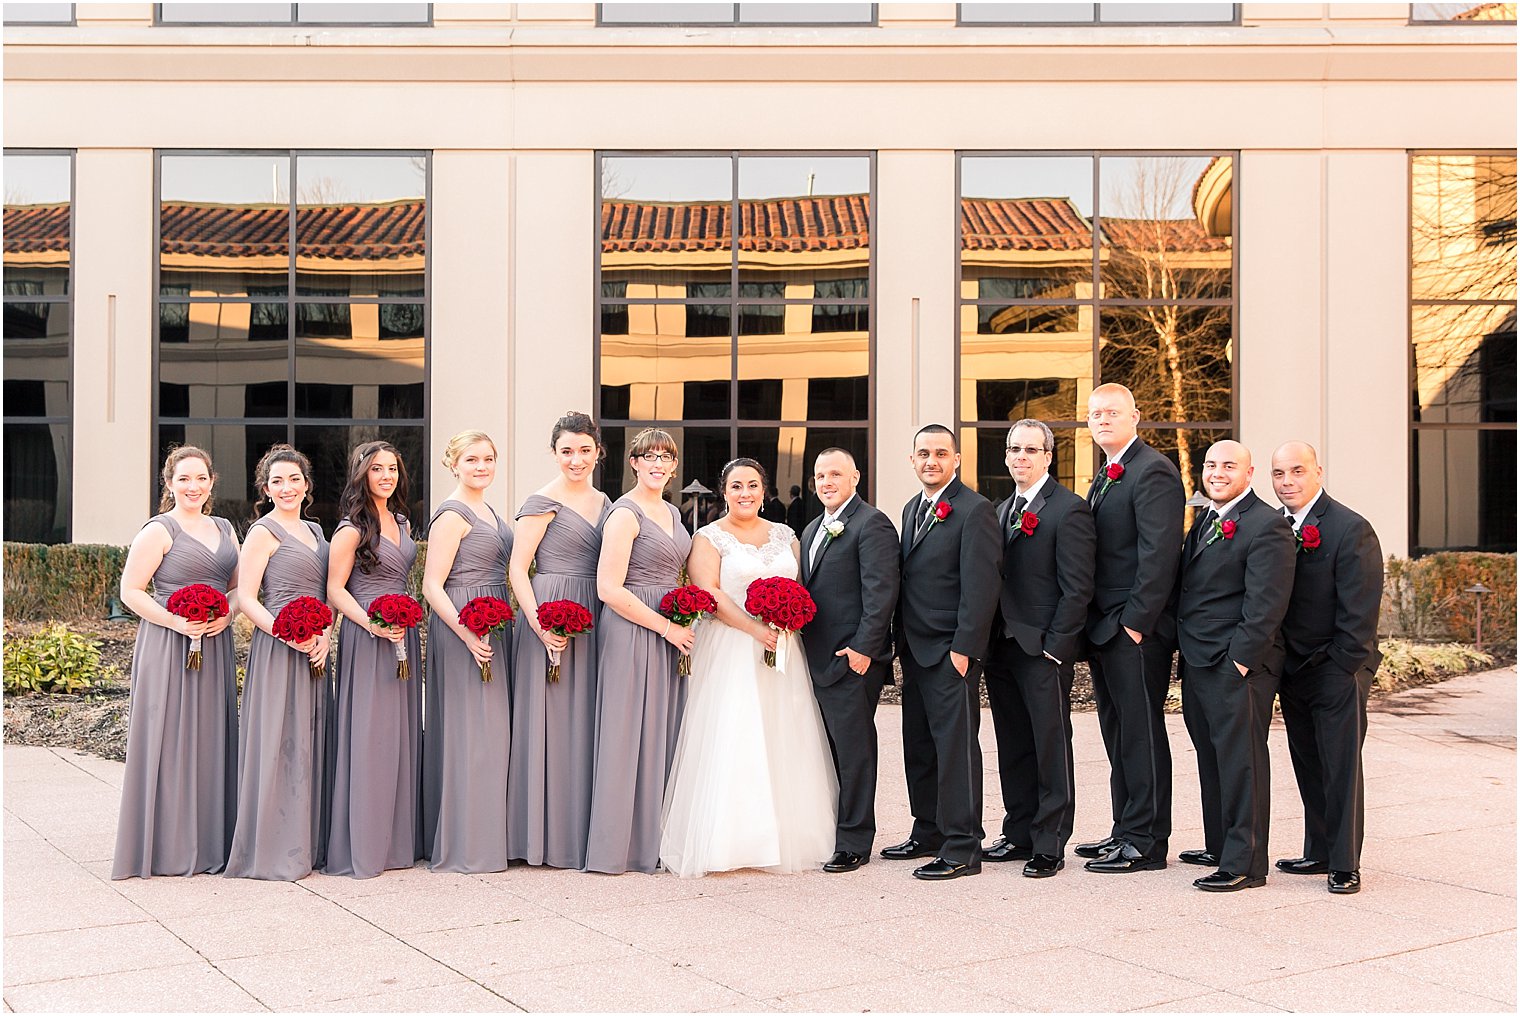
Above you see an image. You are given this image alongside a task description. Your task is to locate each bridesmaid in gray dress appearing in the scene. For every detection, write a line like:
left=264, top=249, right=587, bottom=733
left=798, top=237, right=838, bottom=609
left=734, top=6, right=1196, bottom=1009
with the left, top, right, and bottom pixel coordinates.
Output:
left=585, top=428, right=694, bottom=874
left=508, top=411, right=611, bottom=869
left=226, top=444, right=333, bottom=881
left=420, top=430, right=514, bottom=872
left=113, top=446, right=240, bottom=879
left=324, top=440, right=424, bottom=878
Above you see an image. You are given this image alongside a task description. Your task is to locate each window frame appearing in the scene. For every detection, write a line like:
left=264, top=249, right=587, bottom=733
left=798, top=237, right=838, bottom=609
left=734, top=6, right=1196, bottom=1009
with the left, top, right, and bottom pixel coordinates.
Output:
left=596, top=3, right=878, bottom=27
left=955, top=3, right=1240, bottom=26
left=152, top=3, right=433, bottom=27
left=1407, top=3, right=1517, bottom=24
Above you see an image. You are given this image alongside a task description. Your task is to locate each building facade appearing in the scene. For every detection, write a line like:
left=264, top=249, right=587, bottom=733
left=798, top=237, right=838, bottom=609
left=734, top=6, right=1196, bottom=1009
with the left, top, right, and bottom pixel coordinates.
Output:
left=3, top=2, right=1515, bottom=556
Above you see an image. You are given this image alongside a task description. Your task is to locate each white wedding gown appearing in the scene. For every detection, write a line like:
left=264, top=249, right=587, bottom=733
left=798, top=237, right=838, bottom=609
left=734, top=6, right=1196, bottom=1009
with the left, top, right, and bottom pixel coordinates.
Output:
left=659, top=521, right=839, bottom=878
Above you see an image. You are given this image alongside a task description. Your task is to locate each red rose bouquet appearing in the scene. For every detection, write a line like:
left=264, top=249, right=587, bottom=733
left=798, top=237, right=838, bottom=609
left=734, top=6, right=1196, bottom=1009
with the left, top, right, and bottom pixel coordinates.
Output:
left=458, top=595, right=514, bottom=682
left=659, top=583, right=718, bottom=676
left=536, top=599, right=595, bottom=683
left=744, top=576, right=817, bottom=669
left=1297, top=524, right=1321, bottom=553
left=271, top=596, right=335, bottom=679
left=165, top=583, right=230, bottom=670
left=366, top=593, right=424, bottom=680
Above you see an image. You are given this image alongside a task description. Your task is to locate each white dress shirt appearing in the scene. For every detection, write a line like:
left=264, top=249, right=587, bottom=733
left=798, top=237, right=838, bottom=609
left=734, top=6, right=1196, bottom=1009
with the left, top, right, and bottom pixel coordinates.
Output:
left=1284, top=488, right=1324, bottom=533
left=809, top=493, right=857, bottom=569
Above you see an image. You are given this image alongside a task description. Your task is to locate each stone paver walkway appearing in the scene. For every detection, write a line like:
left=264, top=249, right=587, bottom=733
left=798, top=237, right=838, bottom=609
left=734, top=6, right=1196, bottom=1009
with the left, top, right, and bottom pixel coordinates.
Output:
left=4, top=668, right=1515, bottom=1013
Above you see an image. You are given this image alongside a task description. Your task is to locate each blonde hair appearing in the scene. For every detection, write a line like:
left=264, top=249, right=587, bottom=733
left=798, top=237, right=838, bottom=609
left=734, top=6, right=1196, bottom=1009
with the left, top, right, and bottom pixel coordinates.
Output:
left=442, top=430, right=497, bottom=470
left=158, top=445, right=216, bottom=515
left=628, top=427, right=677, bottom=460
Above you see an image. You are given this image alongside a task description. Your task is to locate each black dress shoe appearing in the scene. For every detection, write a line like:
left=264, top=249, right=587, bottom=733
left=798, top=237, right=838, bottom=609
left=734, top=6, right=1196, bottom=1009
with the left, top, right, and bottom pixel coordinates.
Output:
left=1178, top=849, right=1219, bottom=867
left=912, top=857, right=981, bottom=881
left=1084, top=841, right=1166, bottom=873
left=880, top=838, right=939, bottom=861
left=1193, top=870, right=1267, bottom=892
left=1074, top=836, right=1119, bottom=859
left=1275, top=856, right=1329, bottom=875
left=1328, top=870, right=1361, bottom=894
left=982, top=837, right=1034, bottom=862
left=1022, top=854, right=1064, bottom=878
left=822, top=850, right=866, bottom=873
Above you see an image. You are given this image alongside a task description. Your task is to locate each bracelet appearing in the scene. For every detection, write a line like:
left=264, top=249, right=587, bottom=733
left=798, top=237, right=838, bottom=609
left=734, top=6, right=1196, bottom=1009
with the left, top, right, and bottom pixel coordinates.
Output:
left=662, top=620, right=672, bottom=639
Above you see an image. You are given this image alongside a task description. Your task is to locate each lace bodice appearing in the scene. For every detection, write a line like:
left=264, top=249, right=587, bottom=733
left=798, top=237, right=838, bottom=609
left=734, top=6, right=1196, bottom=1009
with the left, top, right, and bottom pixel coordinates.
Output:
left=697, top=521, right=798, bottom=604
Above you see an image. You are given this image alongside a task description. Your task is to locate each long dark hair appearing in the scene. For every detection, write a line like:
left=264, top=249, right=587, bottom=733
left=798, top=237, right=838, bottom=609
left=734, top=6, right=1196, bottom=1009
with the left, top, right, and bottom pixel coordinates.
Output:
left=251, top=444, right=314, bottom=523
left=337, top=440, right=411, bottom=575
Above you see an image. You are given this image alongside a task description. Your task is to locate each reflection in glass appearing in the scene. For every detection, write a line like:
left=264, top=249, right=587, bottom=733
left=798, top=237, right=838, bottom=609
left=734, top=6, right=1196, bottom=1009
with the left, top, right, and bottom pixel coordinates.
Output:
left=1099, top=3, right=1234, bottom=22
left=156, top=422, right=287, bottom=534
left=295, top=302, right=425, bottom=420
left=738, top=305, right=868, bottom=420
left=737, top=3, right=874, bottom=23
left=600, top=425, right=731, bottom=524
left=1411, top=153, right=1516, bottom=303
left=3, top=153, right=71, bottom=295
left=599, top=3, right=735, bottom=23
left=3, top=306, right=70, bottom=414
left=960, top=426, right=1077, bottom=503
left=3, top=4, right=75, bottom=23
left=3, top=421, right=69, bottom=543
left=1099, top=305, right=1232, bottom=427
left=601, top=156, right=732, bottom=294
left=294, top=424, right=425, bottom=534
left=960, top=3, right=1095, bottom=22
left=1144, top=426, right=1232, bottom=524
left=737, top=156, right=871, bottom=292
left=736, top=427, right=869, bottom=526
left=158, top=3, right=291, bottom=22
left=296, top=3, right=430, bottom=23
left=961, top=156, right=1093, bottom=300
left=160, top=154, right=291, bottom=297
left=1100, top=155, right=1233, bottom=298
left=1411, top=2, right=1517, bottom=19
left=1413, top=302, right=1517, bottom=424
left=158, top=303, right=291, bottom=418
left=1415, top=427, right=1517, bottom=552
left=600, top=302, right=731, bottom=421
left=295, top=155, right=426, bottom=298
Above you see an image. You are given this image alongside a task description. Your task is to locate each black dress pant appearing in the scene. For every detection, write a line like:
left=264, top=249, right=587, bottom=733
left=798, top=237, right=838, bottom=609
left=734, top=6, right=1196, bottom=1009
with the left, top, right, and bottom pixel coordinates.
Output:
left=984, top=638, right=1076, bottom=857
left=1278, top=660, right=1373, bottom=871
left=900, top=652, right=984, bottom=864
left=1088, top=631, right=1173, bottom=856
left=1181, top=657, right=1279, bottom=879
left=812, top=667, right=886, bottom=856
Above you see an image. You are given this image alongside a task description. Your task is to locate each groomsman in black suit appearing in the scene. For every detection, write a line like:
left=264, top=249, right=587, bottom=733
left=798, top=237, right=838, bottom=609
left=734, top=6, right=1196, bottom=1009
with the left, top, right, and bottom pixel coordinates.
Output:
left=1077, top=383, right=1185, bottom=874
left=1175, top=440, right=1296, bottom=892
left=799, top=448, right=901, bottom=874
left=883, top=424, right=1001, bottom=881
left=984, top=420, right=1096, bottom=878
left=1270, top=441, right=1384, bottom=895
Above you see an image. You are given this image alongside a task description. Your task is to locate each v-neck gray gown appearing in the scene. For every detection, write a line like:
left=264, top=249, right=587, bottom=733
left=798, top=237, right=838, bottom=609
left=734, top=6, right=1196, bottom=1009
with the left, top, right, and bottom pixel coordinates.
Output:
left=507, top=492, right=610, bottom=869
left=112, top=513, right=240, bottom=879
left=584, top=497, right=692, bottom=874
left=324, top=514, right=424, bottom=878
left=225, top=517, right=331, bottom=881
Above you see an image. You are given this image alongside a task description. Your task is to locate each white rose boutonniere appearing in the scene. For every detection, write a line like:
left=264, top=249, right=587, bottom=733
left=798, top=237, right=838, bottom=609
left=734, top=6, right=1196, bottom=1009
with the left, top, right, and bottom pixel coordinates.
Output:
left=823, top=519, right=845, bottom=545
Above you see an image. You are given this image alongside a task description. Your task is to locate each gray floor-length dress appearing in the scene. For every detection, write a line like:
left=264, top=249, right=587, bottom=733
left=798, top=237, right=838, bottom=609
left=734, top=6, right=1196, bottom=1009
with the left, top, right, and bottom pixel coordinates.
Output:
left=507, top=492, right=611, bottom=869
left=224, top=517, right=331, bottom=881
left=324, top=514, right=424, bottom=878
left=112, top=514, right=240, bottom=879
left=584, top=498, right=691, bottom=874
left=420, top=499, right=513, bottom=872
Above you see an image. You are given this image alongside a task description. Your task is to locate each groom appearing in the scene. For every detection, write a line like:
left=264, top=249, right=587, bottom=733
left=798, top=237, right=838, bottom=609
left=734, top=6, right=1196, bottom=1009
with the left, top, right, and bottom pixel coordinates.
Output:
left=885, top=424, right=1001, bottom=881
left=799, top=448, right=900, bottom=873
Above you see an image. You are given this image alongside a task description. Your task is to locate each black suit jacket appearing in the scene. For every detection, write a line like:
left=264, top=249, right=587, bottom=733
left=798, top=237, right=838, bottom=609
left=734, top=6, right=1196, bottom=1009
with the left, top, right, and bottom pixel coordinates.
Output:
left=895, top=477, right=1002, bottom=670
left=800, top=495, right=901, bottom=687
left=1174, top=489, right=1297, bottom=673
left=1085, top=438, right=1186, bottom=648
left=993, top=478, right=1097, bottom=665
left=1280, top=491, right=1384, bottom=676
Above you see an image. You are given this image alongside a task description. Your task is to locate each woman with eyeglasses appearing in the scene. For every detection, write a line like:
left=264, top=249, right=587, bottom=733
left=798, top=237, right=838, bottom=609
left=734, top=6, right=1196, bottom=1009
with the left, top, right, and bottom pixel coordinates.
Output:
left=583, top=429, right=694, bottom=874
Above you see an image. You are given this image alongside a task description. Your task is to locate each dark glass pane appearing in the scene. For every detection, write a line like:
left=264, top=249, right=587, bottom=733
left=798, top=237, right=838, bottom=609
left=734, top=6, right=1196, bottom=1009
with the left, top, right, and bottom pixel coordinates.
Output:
left=737, top=426, right=869, bottom=527
left=806, top=375, right=869, bottom=421
left=157, top=422, right=287, bottom=534
left=3, top=4, right=76, bottom=23
left=2, top=302, right=69, bottom=416
left=812, top=301, right=868, bottom=334
left=159, top=3, right=292, bottom=22
left=972, top=378, right=1080, bottom=426
left=599, top=3, right=734, bottom=23
left=294, top=424, right=425, bottom=535
left=2, top=421, right=68, bottom=543
left=1099, top=155, right=1234, bottom=299
left=1143, top=427, right=1233, bottom=529
left=737, top=156, right=871, bottom=293
left=737, top=3, right=873, bottom=22
left=295, top=301, right=424, bottom=420
left=601, top=156, right=732, bottom=295
left=160, top=154, right=291, bottom=297
left=1099, top=3, right=1235, bottom=22
left=157, top=302, right=290, bottom=418
left=738, top=303, right=785, bottom=336
left=961, top=302, right=1088, bottom=423
left=960, top=3, right=1094, bottom=22
left=1411, top=2, right=1516, bottom=19
left=1099, top=305, right=1232, bottom=426
left=295, top=155, right=426, bottom=298
left=600, top=282, right=629, bottom=335
left=1414, top=427, right=1517, bottom=553
left=600, top=302, right=730, bottom=421
left=738, top=304, right=868, bottom=421
left=814, top=277, right=868, bottom=301
left=296, top=3, right=429, bottom=23
left=960, top=426, right=1077, bottom=503
left=1411, top=153, right=1516, bottom=303
left=3, top=153, right=70, bottom=295
left=1412, top=302, right=1517, bottom=423
left=601, top=384, right=631, bottom=421
left=961, top=156, right=1094, bottom=301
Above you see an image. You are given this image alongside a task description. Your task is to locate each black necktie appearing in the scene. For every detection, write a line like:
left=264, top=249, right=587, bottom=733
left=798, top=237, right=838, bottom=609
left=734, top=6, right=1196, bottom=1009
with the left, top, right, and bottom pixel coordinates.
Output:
left=911, top=497, right=933, bottom=543
left=1010, top=495, right=1027, bottom=534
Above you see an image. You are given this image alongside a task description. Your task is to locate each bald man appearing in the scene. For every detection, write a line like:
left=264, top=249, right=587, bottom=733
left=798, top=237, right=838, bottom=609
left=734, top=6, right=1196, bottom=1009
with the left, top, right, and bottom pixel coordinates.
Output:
left=1173, top=440, right=1296, bottom=891
left=1271, top=442, right=1383, bottom=895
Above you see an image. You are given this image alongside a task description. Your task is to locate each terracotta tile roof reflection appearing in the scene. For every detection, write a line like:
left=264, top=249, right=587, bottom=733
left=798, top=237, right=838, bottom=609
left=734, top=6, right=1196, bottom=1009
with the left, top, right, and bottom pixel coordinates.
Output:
left=1452, top=3, right=1516, bottom=20
left=154, top=200, right=426, bottom=261
left=3, top=203, right=70, bottom=254
left=961, top=197, right=1092, bottom=251
left=601, top=194, right=872, bottom=253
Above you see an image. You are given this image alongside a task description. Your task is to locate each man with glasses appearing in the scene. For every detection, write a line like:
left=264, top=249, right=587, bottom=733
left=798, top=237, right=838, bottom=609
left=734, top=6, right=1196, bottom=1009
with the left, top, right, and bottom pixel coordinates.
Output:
left=982, top=420, right=1095, bottom=878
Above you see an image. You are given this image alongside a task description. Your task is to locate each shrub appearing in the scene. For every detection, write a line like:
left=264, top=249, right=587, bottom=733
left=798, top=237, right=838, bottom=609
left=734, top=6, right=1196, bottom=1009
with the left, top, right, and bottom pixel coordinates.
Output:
left=3, top=543, right=132, bottom=621
left=1375, top=638, right=1493, bottom=693
left=1382, top=553, right=1516, bottom=644
left=2, top=623, right=118, bottom=695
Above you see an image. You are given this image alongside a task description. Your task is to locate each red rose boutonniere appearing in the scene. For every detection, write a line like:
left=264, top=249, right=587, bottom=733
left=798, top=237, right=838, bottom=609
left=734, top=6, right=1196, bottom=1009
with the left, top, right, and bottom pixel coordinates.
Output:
left=1296, top=524, right=1321, bottom=553
left=1098, top=461, right=1125, bottom=496
left=1205, top=517, right=1237, bottom=547
left=1019, top=511, right=1040, bottom=537
left=927, top=499, right=952, bottom=531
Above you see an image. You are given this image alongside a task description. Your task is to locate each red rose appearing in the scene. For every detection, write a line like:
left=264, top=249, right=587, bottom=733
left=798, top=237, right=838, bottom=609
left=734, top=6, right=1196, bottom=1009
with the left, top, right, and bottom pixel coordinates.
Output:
left=1019, top=511, right=1039, bottom=536
left=1105, top=462, right=1125, bottom=482
left=1221, top=519, right=1236, bottom=540
left=1300, top=524, right=1321, bottom=550
left=933, top=500, right=952, bottom=522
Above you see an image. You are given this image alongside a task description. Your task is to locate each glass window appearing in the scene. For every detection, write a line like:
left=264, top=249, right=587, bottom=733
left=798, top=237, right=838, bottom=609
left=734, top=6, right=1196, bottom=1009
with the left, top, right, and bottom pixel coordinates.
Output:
left=3, top=151, right=71, bottom=544
left=1411, top=152, right=1517, bottom=553
left=3, top=3, right=73, bottom=23
left=157, top=3, right=430, bottom=24
left=599, top=3, right=874, bottom=25
left=958, top=2, right=1235, bottom=23
left=156, top=151, right=428, bottom=534
left=1410, top=3, right=1516, bottom=21
left=598, top=152, right=873, bottom=522
left=958, top=152, right=1235, bottom=505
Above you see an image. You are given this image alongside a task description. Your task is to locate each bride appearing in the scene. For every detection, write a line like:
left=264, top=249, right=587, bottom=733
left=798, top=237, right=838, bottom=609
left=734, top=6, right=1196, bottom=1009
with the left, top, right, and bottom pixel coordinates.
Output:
left=659, top=458, right=839, bottom=878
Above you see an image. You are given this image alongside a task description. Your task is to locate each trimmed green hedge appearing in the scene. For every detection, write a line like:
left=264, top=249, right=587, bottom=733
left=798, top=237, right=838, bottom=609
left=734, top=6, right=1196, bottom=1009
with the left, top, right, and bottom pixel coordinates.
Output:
left=3, top=543, right=132, bottom=621
left=1383, top=552, right=1516, bottom=645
